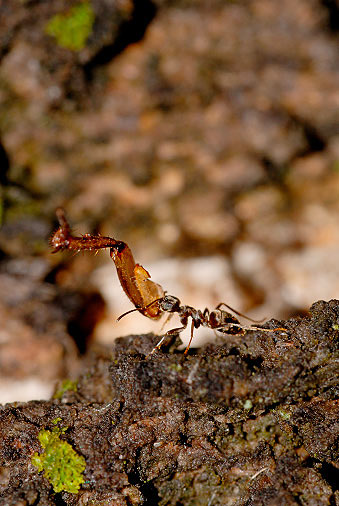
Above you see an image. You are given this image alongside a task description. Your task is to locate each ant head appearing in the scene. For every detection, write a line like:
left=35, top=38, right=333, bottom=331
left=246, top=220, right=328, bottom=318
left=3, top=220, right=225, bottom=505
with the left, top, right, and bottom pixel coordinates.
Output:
left=160, top=295, right=181, bottom=313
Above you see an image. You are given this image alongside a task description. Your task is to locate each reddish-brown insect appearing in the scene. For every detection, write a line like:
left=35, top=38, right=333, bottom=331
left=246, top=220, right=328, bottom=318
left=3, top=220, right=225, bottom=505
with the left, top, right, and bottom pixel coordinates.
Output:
left=50, top=209, right=286, bottom=355
left=50, top=208, right=164, bottom=319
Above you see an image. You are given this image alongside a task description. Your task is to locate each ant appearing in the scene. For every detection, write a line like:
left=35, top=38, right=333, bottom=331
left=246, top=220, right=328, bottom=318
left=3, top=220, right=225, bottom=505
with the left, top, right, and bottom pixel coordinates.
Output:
left=50, top=208, right=286, bottom=356
left=117, top=295, right=287, bottom=356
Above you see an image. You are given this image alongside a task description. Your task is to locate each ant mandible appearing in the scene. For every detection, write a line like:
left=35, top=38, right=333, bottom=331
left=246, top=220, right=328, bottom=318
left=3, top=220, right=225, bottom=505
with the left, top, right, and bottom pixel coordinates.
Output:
left=50, top=209, right=286, bottom=356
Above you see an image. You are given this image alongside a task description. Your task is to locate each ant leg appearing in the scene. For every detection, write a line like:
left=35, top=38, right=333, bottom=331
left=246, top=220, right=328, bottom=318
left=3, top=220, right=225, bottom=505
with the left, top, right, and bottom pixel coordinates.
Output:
left=219, top=323, right=287, bottom=334
left=148, top=325, right=187, bottom=356
left=183, top=320, right=195, bottom=356
left=117, top=297, right=163, bottom=321
left=159, top=312, right=174, bottom=333
left=248, top=325, right=287, bottom=333
left=216, top=303, right=265, bottom=324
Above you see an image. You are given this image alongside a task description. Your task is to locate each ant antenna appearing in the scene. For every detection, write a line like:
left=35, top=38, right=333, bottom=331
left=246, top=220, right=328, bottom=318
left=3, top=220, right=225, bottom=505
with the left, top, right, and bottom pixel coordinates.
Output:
left=117, top=307, right=141, bottom=321
left=217, top=302, right=265, bottom=324
left=117, top=297, right=163, bottom=321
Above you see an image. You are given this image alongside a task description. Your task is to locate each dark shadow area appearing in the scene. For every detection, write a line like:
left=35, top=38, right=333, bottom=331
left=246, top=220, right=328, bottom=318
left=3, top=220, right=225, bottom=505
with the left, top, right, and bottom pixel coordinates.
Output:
left=127, top=452, right=161, bottom=505
left=67, top=291, right=106, bottom=354
left=54, top=495, right=68, bottom=506
left=301, top=121, right=326, bottom=153
left=262, top=157, right=289, bottom=185
left=140, top=480, right=161, bottom=505
left=243, top=355, right=264, bottom=373
left=0, top=249, right=7, bottom=263
left=84, top=0, right=157, bottom=78
left=320, top=462, right=339, bottom=492
left=262, top=116, right=326, bottom=186
left=321, top=0, right=339, bottom=32
left=0, top=139, right=10, bottom=185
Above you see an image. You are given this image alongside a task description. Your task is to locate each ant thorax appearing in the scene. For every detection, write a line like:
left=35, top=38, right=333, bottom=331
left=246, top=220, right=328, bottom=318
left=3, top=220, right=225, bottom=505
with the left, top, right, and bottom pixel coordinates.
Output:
left=188, top=307, right=204, bottom=328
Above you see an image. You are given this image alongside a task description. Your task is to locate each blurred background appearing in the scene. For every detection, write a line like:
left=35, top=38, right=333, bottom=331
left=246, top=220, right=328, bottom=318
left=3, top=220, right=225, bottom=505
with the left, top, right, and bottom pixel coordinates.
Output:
left=0, top=0, right=338, bottom=402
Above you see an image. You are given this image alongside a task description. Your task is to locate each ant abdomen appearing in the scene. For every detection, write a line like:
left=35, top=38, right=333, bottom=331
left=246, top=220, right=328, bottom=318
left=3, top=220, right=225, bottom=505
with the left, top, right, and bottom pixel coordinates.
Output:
left=207, top=310, right=239, bottom=330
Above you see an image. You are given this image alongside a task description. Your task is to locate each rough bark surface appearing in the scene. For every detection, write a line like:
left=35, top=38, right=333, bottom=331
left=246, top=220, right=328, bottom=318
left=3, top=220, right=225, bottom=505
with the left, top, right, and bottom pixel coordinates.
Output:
left=0, top=299, right=338, bottom=505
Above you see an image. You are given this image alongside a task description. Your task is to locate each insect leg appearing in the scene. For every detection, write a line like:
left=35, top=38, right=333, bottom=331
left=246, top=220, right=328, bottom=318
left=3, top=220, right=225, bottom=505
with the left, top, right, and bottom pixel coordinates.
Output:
left=218, top=323, right=287, bottom=334
left=247, top=325, right=287, bottom=333
left=148, top=324, right=188, bottom=356
left=183, top=319, right=196, bottom=356
left=216, top=302, right=265, bottom=324
left=159, top=312, right=174, bottom=333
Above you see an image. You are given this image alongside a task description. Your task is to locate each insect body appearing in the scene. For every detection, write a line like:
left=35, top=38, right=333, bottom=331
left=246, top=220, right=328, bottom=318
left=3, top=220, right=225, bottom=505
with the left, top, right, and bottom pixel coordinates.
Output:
left=109, top=243, right=164, bottom=319
left=50, top=208, right=164, bottom=319
left=50, top=209, right=286, bottom=355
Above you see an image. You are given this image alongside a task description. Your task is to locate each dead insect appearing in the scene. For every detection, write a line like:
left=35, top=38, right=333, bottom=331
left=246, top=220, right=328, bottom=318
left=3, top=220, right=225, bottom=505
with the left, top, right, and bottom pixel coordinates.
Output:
left=50, top=209, right=286, bottom=355
left=50, top=208, right=164, bottom=319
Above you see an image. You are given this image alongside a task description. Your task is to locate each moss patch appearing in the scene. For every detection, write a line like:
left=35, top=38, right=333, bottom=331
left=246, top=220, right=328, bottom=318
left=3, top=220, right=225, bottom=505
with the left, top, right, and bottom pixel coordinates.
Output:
left=45, top=2, right=95, bottom=51
left=53, top=379, right=78, bottom=399
left=32, top=424, right=86, bottom=494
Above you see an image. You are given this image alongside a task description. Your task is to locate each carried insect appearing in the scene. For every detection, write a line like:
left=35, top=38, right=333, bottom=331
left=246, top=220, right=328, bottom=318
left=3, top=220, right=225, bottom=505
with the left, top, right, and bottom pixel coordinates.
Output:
left=50, top=207, right=164, bottom=319
left=50, top=209, right=286, bottom=355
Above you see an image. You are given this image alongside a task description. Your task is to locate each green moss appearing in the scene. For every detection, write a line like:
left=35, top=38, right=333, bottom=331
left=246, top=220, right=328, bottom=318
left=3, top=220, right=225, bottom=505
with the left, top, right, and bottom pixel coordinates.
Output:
left=32, top=424, right=86, bottom=494
left=277, top=409, right=292, bottom=421
left=53, top=379, right=78, bottom=399
left=45, top=1, right=95, bottom=51
left=168, top=363, right=183, bottom=372
left=243, top=399, right=253, bottom=410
